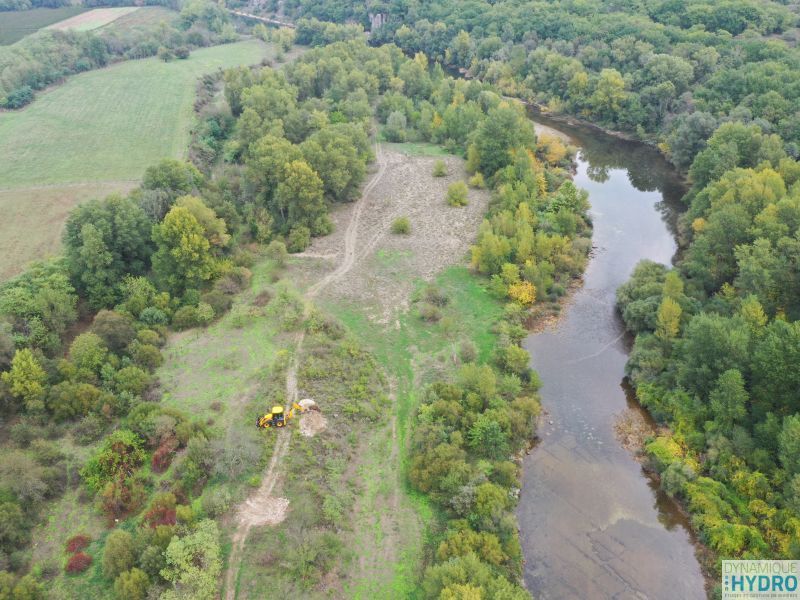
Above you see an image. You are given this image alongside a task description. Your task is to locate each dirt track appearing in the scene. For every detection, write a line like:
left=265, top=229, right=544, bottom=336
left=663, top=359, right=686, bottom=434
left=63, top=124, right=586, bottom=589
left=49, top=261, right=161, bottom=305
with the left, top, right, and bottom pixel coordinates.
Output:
left=223, top=143, right=387, bottom=599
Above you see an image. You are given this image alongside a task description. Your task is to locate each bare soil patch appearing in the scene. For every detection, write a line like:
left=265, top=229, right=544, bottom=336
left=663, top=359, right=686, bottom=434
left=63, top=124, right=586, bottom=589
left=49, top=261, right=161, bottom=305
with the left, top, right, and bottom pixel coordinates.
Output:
left=614, top=407, right=657, bottom=457
left=237, top=495, right=290, bottom=528
left=293, top=147, right=490, bottom=323
left=299, top=410, right=327, bottom=437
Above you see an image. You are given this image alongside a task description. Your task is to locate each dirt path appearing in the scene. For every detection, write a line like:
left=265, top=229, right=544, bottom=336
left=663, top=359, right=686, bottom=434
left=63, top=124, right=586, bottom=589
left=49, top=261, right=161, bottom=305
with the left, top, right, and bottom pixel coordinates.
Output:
left=223, top=143, right=387, bottom=599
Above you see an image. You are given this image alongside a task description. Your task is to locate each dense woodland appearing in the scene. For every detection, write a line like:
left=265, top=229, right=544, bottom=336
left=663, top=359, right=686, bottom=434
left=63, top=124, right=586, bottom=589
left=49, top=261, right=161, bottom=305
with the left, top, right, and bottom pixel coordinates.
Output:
left=0, top=0, right=236, bottom=109
left=287, top=0, right=800, bottom=171
left=617, top=133, right=800, bottom=562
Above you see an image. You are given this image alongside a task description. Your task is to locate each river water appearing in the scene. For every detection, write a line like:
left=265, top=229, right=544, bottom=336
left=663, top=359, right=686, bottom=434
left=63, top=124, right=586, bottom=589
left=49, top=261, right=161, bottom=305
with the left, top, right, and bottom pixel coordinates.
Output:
left=517, top=114, right=707, bottom=599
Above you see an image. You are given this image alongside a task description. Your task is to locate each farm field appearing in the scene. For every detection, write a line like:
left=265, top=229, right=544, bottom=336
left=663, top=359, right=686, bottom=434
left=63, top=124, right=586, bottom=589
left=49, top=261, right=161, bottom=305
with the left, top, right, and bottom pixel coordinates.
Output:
left=104, top=5, right=176, bottom=31
left=0, top=39, right=271, bottom=279
left=0, top=6, right=88, bottom=44
left=45, top=6, right=139, bottom=32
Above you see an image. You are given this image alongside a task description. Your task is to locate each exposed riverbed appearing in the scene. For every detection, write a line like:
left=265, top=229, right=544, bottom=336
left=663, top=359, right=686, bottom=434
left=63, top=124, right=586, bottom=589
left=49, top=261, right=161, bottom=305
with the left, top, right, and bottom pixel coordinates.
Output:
left=518, top=114, right=707, bottom=599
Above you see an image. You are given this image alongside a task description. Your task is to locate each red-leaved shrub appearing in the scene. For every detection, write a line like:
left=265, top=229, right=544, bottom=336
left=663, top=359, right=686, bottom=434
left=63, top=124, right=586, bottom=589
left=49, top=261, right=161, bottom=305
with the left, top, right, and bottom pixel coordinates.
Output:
left=66, top=552, right=92, bottom=574
left=151, top=443, right=176, bottom=473
left=143, top=505, right=177, bottom=528
left=65, top=534, right=91, bottom=553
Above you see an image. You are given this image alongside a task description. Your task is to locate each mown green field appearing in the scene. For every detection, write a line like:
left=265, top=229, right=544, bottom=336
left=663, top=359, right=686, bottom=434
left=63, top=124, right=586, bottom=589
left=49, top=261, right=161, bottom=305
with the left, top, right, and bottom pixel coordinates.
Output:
left=0, top=6, right=88, bottom=45
left=0, top=39, right=271, bottom=279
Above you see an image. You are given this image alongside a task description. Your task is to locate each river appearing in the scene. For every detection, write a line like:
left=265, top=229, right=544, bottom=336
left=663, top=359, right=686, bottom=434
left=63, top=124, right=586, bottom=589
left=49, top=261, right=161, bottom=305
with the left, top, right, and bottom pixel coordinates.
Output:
left=517, top=113, right=707, bottom=599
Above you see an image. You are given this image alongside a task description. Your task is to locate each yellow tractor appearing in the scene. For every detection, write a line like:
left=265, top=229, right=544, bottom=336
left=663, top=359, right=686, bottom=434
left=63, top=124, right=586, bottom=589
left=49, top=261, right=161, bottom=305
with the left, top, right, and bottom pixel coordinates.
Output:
left=256, top=402, right=307, bottom=429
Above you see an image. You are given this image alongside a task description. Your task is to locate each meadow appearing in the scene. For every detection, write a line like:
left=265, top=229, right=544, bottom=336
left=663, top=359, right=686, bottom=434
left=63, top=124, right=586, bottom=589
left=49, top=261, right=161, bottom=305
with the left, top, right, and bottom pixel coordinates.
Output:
left=0, top=6, right=88, bottom=45
left=0, top=39, right=270, bottom=279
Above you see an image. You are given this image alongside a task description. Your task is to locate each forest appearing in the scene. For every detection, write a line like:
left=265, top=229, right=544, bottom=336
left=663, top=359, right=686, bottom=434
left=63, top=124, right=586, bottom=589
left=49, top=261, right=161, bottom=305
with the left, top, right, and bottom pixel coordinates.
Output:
left=288, top=0, right=800, bottom=170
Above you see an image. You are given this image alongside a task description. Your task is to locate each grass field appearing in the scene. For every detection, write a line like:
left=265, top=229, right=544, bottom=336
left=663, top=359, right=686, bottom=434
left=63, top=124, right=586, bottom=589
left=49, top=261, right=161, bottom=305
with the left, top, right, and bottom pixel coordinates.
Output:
left=0, top=39, right=271, bottom=279
left=105, top=5, right=176, bottom=31
left=45, top=7, right=139, bottom=32
left=0, top=6, right=88, bottom=45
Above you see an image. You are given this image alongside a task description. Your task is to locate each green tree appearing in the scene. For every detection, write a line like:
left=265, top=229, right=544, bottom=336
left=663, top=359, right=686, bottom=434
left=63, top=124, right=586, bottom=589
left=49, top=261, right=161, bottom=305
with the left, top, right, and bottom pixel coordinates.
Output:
left=590, top=69, right=626, bottom=122
left=779, top=415, right=800, bottom=476
left=160, top=520, right=222, bottom=600
left=709, top=369, right=748, bottom=435
left=151, top=206, right=219, bottom=295
left=114, top=568, right=149, bottom=600
left=655, top=297, right=682, bottom=341
left=103, top=530, right=135, bottom=580
left=473, top=103, right=536, bottom=176
left=274, top=160, right=327, bottom=234
left=1, top=349, right=47, bottom=413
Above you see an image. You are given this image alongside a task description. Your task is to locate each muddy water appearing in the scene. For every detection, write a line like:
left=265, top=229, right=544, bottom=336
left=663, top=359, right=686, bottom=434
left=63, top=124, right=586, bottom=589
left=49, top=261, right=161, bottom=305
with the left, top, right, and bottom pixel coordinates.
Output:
left=518, top=115, right=706, bottom=599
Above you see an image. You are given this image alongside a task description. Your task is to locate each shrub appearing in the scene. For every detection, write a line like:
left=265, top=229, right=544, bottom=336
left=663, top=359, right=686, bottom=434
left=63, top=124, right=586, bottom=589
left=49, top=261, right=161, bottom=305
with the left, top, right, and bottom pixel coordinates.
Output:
left=419, top=302, right=442, bottom=322
left=139, top=307, right=169, bottom=327
left=391, top=217, right=411, bottom=234
left=201, top=290, right=233, bottom=316
left=200, top=487, right=231, bottom=518
left=266, top=240, right=288, bottom=266
left=171, top=306, right=199, bottom=330
left=114, top=568, right=149, bottom=600
left=103, top=530, right=134, bottom=579
left=74, top=414, right=106, bottom=445
left=65, top=552, right=92, bottom=574
left=433, top=160, right=447, bottom=177
left=446, top=181, right=469, bottom=207
left=469, top=173, right=485, bottom=188
left=129, top=342, right=162, bottom=370
left=287, top=226, right=311, bottom=253
left=459, top=340, right=478, bottom=363
left=65, top=535, right=91, bottom=554
left=3, top=86, right=34, bottom=109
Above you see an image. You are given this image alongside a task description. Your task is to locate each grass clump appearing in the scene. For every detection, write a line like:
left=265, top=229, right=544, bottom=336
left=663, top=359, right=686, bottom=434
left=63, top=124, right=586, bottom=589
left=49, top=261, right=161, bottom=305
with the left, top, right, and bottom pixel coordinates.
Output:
left=446, top=181, right=469, bottom=207
left=391, top=216, right=411, bottom=234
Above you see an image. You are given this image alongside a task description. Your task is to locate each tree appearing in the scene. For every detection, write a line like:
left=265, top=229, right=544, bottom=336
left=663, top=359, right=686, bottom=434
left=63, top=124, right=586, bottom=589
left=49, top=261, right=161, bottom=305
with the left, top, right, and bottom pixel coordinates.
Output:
left=384, top=111, right=407, bottom=142
left=160, top=520, right=222, bottom=600
left=473, top=103, right=536, bottom=176
left=655, top=297, right=682, bottom=341
left=779, top=415, right=800, bottom=476
left=91, top=310, right=136, bottom=354
left=103, top=530, right=135, bottom=580
left=63, top=195, right=154, bottom=309
left=174, top=196, right=230, bottom=249
left=0, top=501, right=29, bottom=553
left=468, top=415, right=508, bottom=459
left=12, top=575, right=44, bottom=600
left=709, top=369, right=748, bottom=435
left=1, top=349, right=47, bottom=413
left=151, top=206, right=219, bottom=295
left=69, top=333, right=108, bottom=377
left=114, top=568, right=149, bottom=600
left=590, top=69, right=626, bottom=122
left=274, top=160, right=327, bottom=235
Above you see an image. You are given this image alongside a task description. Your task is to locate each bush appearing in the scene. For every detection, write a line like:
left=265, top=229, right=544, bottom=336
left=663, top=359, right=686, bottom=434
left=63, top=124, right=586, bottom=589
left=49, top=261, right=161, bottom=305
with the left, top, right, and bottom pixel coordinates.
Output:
left=446, top=181, right=469, bottom=207
left=65, top=552, right=92, bottom=574
left=419, top=302, right=442, bottom=322
left=433, top=160, right=447, bottom=177
left=74, top=414, right=106, bottom=445
left=65, top=535, right=90, bottom=554
left=139, top=307, right=169, bottom=327
left=102, top=530, right=134, bottom=579
left=287, top=226, right=311, bottom=253
left=266, top=240, right=288, bottom=266
left=469, top=173, right=485, bottom=188
left=114, top=568, right=149, bottom=600
left=3, top=86, right=34, bottom=109
left=391, top=216, right=410, bottom=234
left=201, top=290, right=233, bottom=316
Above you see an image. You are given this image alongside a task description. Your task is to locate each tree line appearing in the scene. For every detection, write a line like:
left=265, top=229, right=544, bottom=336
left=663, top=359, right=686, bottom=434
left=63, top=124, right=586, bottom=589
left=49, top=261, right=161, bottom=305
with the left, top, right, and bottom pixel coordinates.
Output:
left=287, top=0, right=800, bottom=171
left=616, top=134, right=800, bottom=570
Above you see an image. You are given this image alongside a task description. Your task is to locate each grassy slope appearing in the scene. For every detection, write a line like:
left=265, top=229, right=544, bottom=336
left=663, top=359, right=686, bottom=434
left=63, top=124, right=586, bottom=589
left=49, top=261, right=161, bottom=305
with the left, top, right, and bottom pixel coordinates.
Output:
left=0, top=7, right=88, bottom=45
left=0, top=39, right=270, bottom=280
left=0, top=39, right=267, bottom=188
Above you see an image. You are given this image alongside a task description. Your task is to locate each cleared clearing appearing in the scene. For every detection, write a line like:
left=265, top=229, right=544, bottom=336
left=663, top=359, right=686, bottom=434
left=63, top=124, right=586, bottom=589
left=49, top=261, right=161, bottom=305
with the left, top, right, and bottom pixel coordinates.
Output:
left=45, top=7, right=139, bottom=31
left=0, top=39, right=270, bottom=279
left=105, top=5, right=177, bottom=31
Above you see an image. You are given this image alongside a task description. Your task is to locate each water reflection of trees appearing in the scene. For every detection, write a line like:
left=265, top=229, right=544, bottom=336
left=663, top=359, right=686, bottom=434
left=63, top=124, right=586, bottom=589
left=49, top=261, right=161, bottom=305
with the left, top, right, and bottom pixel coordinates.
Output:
left=535, top=112, right=688, bottom=238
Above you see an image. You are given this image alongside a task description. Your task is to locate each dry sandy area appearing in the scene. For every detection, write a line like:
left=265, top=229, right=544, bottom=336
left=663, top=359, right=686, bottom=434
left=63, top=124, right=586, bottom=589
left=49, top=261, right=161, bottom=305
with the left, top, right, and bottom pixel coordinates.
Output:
left=293, top=147, right=490, bottom=322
